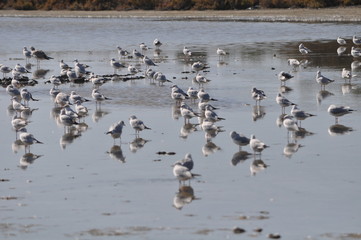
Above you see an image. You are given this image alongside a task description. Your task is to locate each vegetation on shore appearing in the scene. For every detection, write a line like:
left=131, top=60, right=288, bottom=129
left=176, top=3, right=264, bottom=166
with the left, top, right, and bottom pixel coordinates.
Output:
left=0, top=0, right=360, bottom=11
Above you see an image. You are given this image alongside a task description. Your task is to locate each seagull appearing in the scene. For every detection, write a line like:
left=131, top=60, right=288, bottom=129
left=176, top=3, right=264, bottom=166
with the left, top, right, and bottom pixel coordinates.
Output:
left=59, top=60, right=70, bottom=70
left=143, top=56, right=157, bottom=69
left=299, top=43, right=311, bottom=55
left=54, top=92, right=71, bottom=107
left=216, top=48, right=227, bottom=60
left=171, top=85, right=189, bottom=102
left=291, top=105, right=316, bottom=126
left=139, top=43, right=151, bottom=53
left=133, top=49, right=144, bottom=59
left=92, top=89, right=111, bottom=106
left=249, top=135, right=269, bottom=154
left=20, top=88, right=39, bottom=106
left=337, top=37, right=347, bottom=45
left=14, top=63, right=31, bottom=75
left=30, top=46, right=53, bottom=66
left=23, top=47, right=32, bottom=63
left=278, top=71, right=294, bottom=86
left=187, top=87, right=198, bottom=102
left=198, top=100, right=219, bottom=112
left=127, top=64, right=139, bottom=75
left=0, top=64, right=12, bottom=78
left=183, top=46, right=192, bottom=57
left=66, top=69, right=78, bottom=81
left=110, top=58, right=125, bottom=74
left=351, top=46, right=361, bottom=58
left=129, top=115, right=151, bottom=136
left=230, top=131, right=250, bottom=150
left=59, top=108, right=79, bottom=127
left=287, top=58, right=300, bottom=68
left=316, top=70, right=335, bottom=90
left=116, top=46, right=129, bottom=59
left=11, top=115, right=30, bottom=131
left=49, top=75, right=62, bottom=88
left=192, top=61, right=208, bottom=72
left=194, top=73, right=211, bottom=86
left=328, top=104, right=355, bottom=123
left=173, top=153, right=194, bottom=171
left=6, top=85, right=21, bottom=100
left=252, top=87, right=266, bottom=105
left=341, top=68, right=356, bottom=83
left=153, top=38, right=162, bottom=49
left=18, top=127, right=43, bottom=148
left=197, top=88, right=217, bottom=102
left=276, top=93, right=296, bottom=113
left=173, top=153, right=199, bottom=184
left=74, top=100, right=88, bottom=117
left=282, top=114, right=299, bottom=132
left=74, top=60, right=89, bottom=77
left=12, top=97, right=30, bottom=112
left=204, top=105, right=225, bottom=122
left=352, top=35, right=361, bottom=45
left=70, top=91, right=90, bottom=104
left=106, top=120, right=125, bottom=143
left=180, top=103, right=200, bottom=123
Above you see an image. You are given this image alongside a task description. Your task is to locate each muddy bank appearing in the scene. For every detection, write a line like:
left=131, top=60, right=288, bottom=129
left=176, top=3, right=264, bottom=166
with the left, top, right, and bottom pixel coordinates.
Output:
left=0, top=7, right=361, bottom=22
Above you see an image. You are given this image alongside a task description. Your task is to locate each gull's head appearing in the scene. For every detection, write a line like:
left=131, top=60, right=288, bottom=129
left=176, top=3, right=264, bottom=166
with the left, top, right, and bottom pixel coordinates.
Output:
left=230, top=131, right=237, bottom=137
left=250, top=134, right=256, bottom=139
left=129, top=115, right=137, bottom=120
left=119, top=120, right=125, bottom=126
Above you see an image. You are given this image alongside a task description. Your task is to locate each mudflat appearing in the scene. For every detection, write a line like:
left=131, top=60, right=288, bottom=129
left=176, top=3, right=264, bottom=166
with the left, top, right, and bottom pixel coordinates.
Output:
left=0, top=7, right=361, bottom=22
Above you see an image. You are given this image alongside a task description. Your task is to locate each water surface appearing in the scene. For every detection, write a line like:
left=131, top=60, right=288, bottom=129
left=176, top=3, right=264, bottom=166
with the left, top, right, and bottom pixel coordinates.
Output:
left=1, top=17, right=361, bottom=239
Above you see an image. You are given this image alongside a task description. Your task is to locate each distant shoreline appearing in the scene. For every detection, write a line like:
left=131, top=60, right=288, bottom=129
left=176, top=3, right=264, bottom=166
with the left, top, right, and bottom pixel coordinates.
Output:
left=1, top=7, right=361, bottom=22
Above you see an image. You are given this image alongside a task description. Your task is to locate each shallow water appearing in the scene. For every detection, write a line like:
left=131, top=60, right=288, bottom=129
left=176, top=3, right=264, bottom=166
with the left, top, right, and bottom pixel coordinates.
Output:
left=1, top=17, right=361, bottom=239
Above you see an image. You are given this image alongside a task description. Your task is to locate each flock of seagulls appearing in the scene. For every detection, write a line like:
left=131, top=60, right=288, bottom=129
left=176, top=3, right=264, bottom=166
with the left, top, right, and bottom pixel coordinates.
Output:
left=1, top=33, right=359, bottom=177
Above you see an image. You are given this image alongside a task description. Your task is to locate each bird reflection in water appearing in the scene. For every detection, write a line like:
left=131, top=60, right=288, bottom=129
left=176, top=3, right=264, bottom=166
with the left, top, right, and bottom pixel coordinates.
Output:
left=19, top=152, right=43, bottom=170
left=180, top=123, right=198, bottom=139
left=129, top=137, right=150, bottom=153
left=231, top=151, right=252, bottom=166
left=250, top=159, right=268, bottom=176
left=328, top=124, right=353, bottom=136
left=173, top=185, right=200, bottom=210
left=337, top=46, right=347, bottom=56
left=32, top=69, right=50, bottom=79
left=283, top=141, right=303, bottom=158
left=202, top=141, right=221, bottom=157
left=92, top=107, right=109, bottom=123
left=316, top=90, right=334, bottom=105
left=171, top=103, right=181, bottom=120
left=107, top=145, right=126, bottom=163
left=12, top=139, right=25, bottom=154
left=60, top=126, right=81, bottom=150
left=252, top=105, right=266, bottom=121
left=293, top=127, right=314, bottom=141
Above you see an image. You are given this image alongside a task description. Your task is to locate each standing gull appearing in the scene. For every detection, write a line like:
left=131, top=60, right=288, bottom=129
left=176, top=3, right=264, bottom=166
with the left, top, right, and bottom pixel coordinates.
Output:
left=143, top=56, right=157, bottom=69
left=23, top=47, right=32, bottom=63
left=216, top=48, right=227, bottom=60
left=352, top=35, right=361, bottom=45
left=106, top=120, right=126, bottom=143
left=249, top=135, right=269, bottom=155
left=291, top=105, right=316, bottom=126
left=30, top=46, right=53, bottom=67
left=153, top=38, right=162, bottom=49
left=252, top=87, right=266, bottom=105
left=20, top=88, right=39, bottom=107
left=230, top=131, right=250, bottom=150
left=18, top=127, right=43, bottom=152
left=129, top=115, right=151, bottom=136
left=276, top=93, right=296, bottom=113
left=92, top=89, right=111, bottom=106
left=337, top=37, right=347, bottom=45
left=278, top=71, right=294, bottom=86
left=328, top=104, right=355, bottom=123
left=316, top=70, right=334, bottom=90
left=110, top=58, right=125, bottom=74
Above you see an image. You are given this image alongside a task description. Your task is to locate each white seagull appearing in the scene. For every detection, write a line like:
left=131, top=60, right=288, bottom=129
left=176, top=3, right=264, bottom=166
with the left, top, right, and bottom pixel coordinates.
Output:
left=337, top=36, right=347, bottom=45
left=249, top=135, right=269, bottom=154
left=299, top=43, right=311, bottom=55
left=129, top=115, right=151, bottom=136
left=328, top=104, right=355, bottom=123
left=230, top=131, right=250, bottom=150
left=316, top=70, right=334, bottom=90
left=106, top=120, right=126, bottom=143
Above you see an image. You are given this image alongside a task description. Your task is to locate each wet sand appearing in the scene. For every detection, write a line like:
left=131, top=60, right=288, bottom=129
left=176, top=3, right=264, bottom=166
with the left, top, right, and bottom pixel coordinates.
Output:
left=0, top=7, right=361, bottom=22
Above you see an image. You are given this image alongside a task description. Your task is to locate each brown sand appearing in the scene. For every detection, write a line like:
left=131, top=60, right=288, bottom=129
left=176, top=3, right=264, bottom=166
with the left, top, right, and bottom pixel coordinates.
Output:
left=0, top=7, right=361, bottom=22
